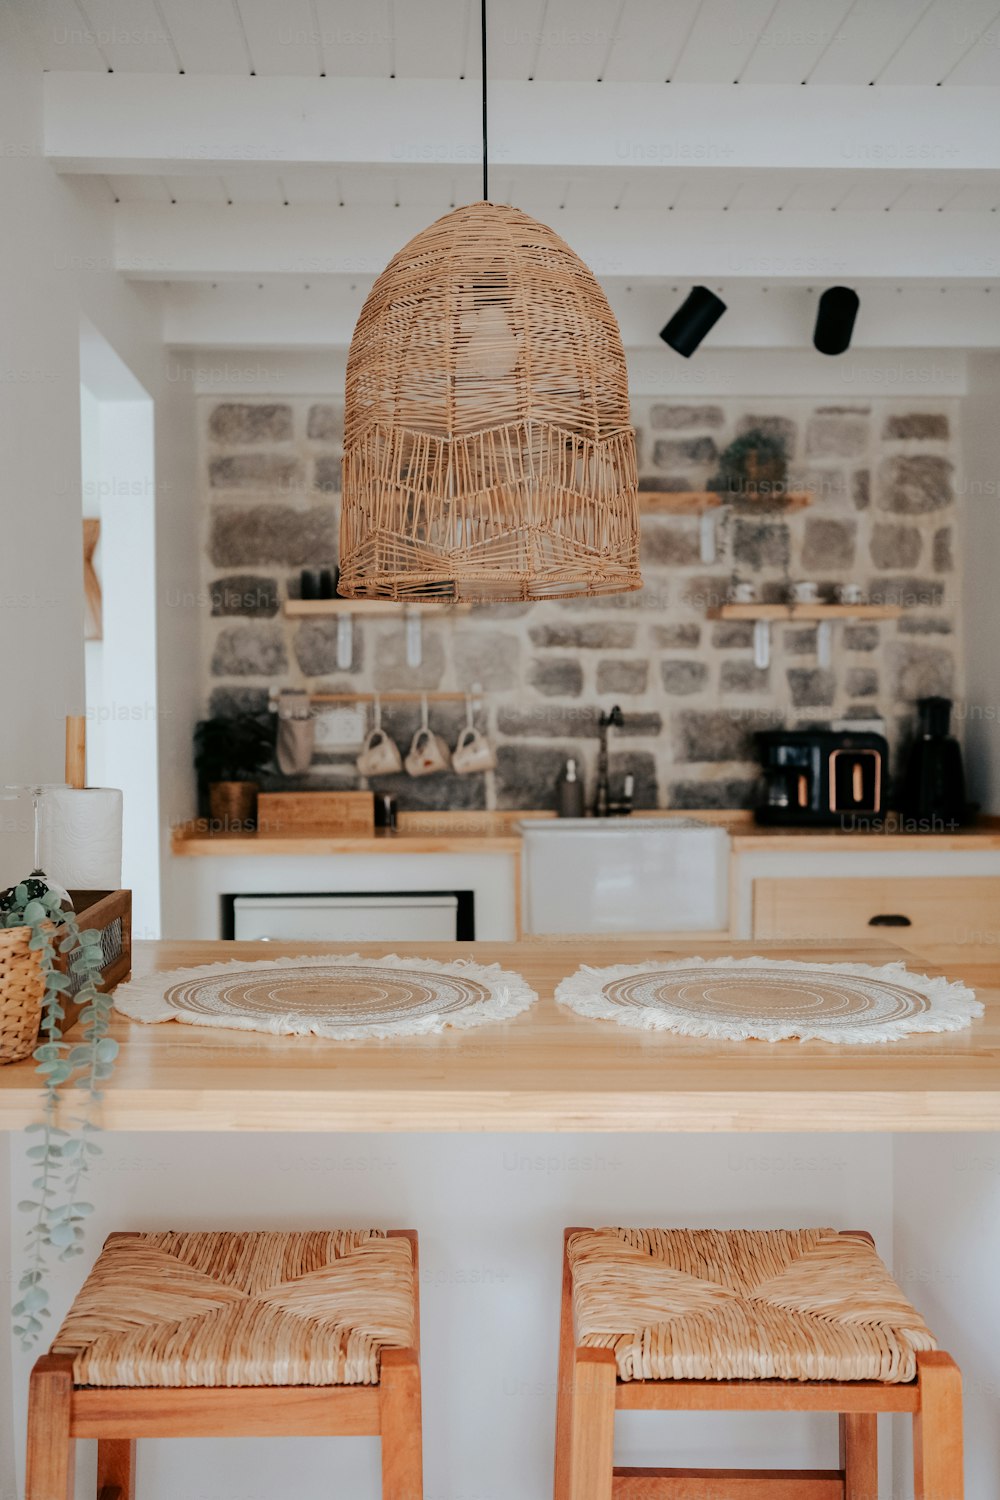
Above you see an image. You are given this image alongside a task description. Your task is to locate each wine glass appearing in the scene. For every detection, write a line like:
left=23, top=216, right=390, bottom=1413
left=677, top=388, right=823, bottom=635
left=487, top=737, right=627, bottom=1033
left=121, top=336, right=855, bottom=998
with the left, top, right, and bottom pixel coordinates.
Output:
left=0, top=783, right=72, bottom=905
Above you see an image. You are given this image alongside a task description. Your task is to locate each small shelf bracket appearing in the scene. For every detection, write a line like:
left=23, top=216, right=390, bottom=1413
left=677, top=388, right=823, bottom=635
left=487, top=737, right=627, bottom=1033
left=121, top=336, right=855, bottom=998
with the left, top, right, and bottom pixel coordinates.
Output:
left=699, top=510, right=717, bottom=564
left=816, top=618, right=833, bottom=670
left=405, top=608, right=423, bottom=668
left=336, top=613, right=354, bottom=671
left=753, top=619, right=771, bottom=671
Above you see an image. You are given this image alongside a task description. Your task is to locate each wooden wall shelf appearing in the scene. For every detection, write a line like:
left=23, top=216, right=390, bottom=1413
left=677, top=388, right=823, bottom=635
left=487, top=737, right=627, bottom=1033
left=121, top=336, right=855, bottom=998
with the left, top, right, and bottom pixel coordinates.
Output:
left=709, top=604, right=904, bottom=621
left=707, top=601, right=903, bottom=669
left=283, top=600, right=472, bottom=618
left=638, top=491, right=812, bottom=514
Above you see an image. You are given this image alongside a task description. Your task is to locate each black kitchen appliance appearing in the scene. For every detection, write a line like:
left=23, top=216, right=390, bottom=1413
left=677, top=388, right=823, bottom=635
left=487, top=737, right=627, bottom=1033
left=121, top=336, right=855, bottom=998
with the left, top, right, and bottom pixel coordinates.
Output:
left=898, top=697, right=970, bottom=826
left=754, top=727, right=888, bottom=826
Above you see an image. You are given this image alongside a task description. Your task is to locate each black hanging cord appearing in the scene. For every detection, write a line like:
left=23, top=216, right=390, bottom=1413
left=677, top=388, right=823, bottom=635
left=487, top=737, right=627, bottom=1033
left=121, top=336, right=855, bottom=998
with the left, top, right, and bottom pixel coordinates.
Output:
left=481, top=0, right=489, bottom=200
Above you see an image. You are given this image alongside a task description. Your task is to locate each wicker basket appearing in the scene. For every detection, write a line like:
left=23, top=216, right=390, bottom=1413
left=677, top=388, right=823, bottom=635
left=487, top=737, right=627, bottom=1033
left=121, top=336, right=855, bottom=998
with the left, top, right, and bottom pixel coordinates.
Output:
left=0, top=927, right=47, bottom=1064
left=0, top=890, right=132, bottom=1066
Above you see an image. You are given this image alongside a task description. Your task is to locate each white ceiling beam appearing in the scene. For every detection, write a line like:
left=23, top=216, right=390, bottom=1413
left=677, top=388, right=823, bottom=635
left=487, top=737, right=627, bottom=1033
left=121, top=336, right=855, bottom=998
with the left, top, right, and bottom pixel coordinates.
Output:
left=162, top=279, right=1000, bottom=352
left=169, top=345, right=968, bottom=400
left=45, top=74, right=1000, bottom=174
left=116, top=202, right=1000, bottom=282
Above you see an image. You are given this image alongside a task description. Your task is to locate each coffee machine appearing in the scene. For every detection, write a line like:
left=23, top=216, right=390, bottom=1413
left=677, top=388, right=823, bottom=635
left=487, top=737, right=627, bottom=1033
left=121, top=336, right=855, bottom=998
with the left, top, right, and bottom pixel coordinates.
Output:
left=754, top=727, right=888, bottom=826
left=898, top=697, right=971, bottom=826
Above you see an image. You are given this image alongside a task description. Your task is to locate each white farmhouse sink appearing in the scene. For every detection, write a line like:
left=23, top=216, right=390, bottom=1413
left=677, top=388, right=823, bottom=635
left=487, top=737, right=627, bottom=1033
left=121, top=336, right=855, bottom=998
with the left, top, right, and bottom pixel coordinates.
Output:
left=520, top=817, right=730, bottom=935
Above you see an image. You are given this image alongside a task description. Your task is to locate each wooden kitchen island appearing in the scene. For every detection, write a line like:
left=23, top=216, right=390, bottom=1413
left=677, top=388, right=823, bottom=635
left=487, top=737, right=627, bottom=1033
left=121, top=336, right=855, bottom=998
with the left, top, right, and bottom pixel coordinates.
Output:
left=2, top=937, right=998, bottom=1133
left=4, top=937, right=1000, bottom=1500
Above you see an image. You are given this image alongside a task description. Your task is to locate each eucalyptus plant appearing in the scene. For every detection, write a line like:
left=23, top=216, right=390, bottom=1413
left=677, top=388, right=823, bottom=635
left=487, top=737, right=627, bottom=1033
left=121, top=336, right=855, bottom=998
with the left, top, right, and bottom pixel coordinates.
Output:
left=1, top=878, right=118, bottom=1348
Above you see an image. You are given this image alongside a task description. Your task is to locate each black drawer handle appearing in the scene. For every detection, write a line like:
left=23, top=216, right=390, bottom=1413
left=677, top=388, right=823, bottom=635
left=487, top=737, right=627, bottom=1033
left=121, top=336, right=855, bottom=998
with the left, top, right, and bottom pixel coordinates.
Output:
left=868, top=913, right=912, bottom=927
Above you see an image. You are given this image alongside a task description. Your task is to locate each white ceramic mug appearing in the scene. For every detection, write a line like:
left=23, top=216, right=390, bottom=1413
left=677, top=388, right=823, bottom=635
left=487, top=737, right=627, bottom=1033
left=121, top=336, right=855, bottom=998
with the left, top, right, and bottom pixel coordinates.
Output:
left=730, top=581, right=758, bottom=604
left=453, top=726, right=496, bottom=774
left=356, top=697, right=403, bottom=777
left=453, top=693, right=496, bottom=773
left=405, top=698, right=452, bottom=777
left=836, top=582, right=865, bottom=605
left=789, top=580, right=820, bottom=604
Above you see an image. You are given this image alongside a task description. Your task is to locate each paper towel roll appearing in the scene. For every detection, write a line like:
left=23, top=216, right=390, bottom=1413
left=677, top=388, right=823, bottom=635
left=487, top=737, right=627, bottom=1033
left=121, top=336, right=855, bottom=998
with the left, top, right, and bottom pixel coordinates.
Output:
left=38, top=787, right=123, bottom=890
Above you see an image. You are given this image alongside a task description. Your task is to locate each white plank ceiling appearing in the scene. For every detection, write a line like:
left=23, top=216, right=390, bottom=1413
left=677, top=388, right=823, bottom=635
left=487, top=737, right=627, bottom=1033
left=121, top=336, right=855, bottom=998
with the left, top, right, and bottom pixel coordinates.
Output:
left=10, top=0, right=1000, bottom=83
left=11, top=0, right=1000, bottom=349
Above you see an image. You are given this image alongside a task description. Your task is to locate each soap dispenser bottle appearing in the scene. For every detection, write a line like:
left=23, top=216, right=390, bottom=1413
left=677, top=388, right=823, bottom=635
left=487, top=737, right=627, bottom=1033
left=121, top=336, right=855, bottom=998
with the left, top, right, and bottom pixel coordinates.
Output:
left=556, top=757, right=585, bottom=818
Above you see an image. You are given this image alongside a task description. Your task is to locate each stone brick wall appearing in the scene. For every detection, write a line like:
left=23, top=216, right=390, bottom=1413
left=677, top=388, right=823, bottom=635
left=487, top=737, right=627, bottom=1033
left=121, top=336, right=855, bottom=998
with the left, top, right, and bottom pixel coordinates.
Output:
left=198, top=395, right=961, bottom=811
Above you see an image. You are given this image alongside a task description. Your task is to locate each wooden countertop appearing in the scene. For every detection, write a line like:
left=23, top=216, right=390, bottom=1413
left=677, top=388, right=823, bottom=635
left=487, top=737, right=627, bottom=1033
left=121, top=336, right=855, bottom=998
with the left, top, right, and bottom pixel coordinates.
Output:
left=2, top=938, right=998, bottom=1133
left=172, top=811, right=1000, bottom=856
left=172, top=810, right=529, bottom=855
left=728, top=818, right=1000, bottom=852
left=173, top=827, right=523, bottom=855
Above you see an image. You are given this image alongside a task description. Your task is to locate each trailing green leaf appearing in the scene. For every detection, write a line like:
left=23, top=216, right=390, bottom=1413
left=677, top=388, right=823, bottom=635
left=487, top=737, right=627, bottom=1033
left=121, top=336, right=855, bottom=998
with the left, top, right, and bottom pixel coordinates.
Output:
left=4, top=879, right=117, bottom=1350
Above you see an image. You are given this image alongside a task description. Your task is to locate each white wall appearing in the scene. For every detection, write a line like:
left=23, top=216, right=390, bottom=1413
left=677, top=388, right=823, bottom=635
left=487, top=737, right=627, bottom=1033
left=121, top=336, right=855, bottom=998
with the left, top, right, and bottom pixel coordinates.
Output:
left=961, top=353, right=1000, bottom=815
left=80, top=353, right=162, bottom=934
left=0, top=7, right=199, bottom=902
left=82, top=378, right=161, bottom=936
left=893, top=1136, right=1000, bottom=1500
left=80, top=383, right=107, bottom=789
left=0, top=13, right=197, bottom=1470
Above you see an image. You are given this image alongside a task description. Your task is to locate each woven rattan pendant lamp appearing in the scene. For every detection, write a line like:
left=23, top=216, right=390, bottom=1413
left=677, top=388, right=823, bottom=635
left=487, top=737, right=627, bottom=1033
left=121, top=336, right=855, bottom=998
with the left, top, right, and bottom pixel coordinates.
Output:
left=338, top=8, right=640, bottom=603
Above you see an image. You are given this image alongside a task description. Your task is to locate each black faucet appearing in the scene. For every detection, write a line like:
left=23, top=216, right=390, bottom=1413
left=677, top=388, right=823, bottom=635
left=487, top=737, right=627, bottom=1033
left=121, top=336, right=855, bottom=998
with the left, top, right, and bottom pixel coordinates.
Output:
left=593, top=705, right=625, bottom=817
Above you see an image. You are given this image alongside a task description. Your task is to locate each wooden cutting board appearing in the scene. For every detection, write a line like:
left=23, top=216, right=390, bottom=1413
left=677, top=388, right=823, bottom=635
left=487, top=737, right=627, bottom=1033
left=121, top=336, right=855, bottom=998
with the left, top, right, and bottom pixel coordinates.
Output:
left=256, top=791, right=375, bottom=838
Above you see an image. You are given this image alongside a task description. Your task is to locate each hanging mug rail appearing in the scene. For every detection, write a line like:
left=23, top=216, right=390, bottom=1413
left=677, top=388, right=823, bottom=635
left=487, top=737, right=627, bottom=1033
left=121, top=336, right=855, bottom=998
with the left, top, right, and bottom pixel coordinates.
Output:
left=267, top=689, right=485, bottom=712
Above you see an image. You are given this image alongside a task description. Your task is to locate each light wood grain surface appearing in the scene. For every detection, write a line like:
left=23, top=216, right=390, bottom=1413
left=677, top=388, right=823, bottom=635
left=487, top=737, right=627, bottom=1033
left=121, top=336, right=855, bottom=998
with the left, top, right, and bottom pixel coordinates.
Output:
left=730, top=821, right=1000, bottom=851
left=172, top=810, right=527, bottom=855
left=172, top=810, right=1000, bottom=857
left=1, top=938, right=998, bottom=1133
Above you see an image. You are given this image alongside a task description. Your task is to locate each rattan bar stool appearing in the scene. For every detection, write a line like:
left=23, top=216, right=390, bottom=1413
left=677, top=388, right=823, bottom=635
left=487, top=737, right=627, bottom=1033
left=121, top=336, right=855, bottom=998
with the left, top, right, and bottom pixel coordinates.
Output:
left=555, top=1227, right=963, bottom=1500
left=26, top=1229, right=422, bottom=1500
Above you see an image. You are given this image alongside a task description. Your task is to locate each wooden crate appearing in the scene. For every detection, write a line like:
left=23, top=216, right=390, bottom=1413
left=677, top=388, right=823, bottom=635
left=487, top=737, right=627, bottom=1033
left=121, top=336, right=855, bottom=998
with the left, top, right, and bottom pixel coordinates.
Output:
left=256, top=791, right=375, bottom=838
left=64, top=889, right=132, bottom=993
left=58, top=889, right=133, bottom=1034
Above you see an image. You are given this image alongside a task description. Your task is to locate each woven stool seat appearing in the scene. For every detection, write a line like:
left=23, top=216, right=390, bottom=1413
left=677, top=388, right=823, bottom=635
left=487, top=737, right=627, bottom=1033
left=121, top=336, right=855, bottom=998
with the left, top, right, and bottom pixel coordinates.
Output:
left=568, top=1227, right=936, bottom=1385
left=52, top=1230, right=416, bottom=1388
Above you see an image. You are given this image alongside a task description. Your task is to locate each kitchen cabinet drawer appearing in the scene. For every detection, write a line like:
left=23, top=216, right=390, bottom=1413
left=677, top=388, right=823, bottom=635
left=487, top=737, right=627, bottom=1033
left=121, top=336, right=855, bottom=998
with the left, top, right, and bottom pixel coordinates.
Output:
left=752, top=876, right=1000, bottom=948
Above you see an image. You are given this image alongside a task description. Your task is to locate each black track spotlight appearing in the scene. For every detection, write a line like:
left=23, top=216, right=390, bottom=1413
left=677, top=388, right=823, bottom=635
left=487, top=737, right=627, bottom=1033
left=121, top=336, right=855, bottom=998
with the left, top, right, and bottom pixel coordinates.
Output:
left=659, top=285, right=727, bottom=357
left=813, top=286, right=860, bottom=356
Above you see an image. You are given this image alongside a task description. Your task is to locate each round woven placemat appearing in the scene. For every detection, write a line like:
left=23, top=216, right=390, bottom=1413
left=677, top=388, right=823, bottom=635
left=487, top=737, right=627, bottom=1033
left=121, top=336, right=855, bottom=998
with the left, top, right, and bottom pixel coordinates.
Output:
left=113, top=954, right=536, bottom=1041
left=555, top=957, right=981, bottom=1044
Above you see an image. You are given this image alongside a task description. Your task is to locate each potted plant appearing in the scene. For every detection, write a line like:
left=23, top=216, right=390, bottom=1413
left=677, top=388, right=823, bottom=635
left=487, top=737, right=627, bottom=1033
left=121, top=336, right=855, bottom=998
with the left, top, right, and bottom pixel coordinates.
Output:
left=0, top=877, right=115, bottom=1348
left=194, top=713, right=274, bottom=830
left=709, top=427, right=789, bottom=503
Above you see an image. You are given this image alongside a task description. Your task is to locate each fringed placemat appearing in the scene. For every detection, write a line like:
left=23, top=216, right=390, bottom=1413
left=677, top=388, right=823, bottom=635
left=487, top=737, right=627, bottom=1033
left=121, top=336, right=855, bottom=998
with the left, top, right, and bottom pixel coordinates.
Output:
left=113, top=953, right=536, bottom=1041
left=555, top=956, right=981, bottom=1044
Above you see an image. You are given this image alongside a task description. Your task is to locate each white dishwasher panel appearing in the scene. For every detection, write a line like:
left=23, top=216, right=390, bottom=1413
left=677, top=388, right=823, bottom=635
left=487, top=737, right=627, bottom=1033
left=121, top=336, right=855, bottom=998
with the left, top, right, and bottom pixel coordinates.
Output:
left=520, top=818, right=729, bottom=934
left=232, top=894, right=459, bottom=942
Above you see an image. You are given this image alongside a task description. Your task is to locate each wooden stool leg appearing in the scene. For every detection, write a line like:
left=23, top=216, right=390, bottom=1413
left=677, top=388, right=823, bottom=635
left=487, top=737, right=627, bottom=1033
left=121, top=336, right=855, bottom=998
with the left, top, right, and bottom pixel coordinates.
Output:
left=840, top=1412, right=878, bottom=1500
left=380, top=1348, right=423, bottom=1500
left=26, top=1355, right=76, bottom=1500
left=554, top=1232, right=578, bottom=1500
left=97, top=1439, right=137, bottom=1500
left=914, top=1351, right=963, bottom=1500
left=569, top=1349, right=616, bottom=1500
